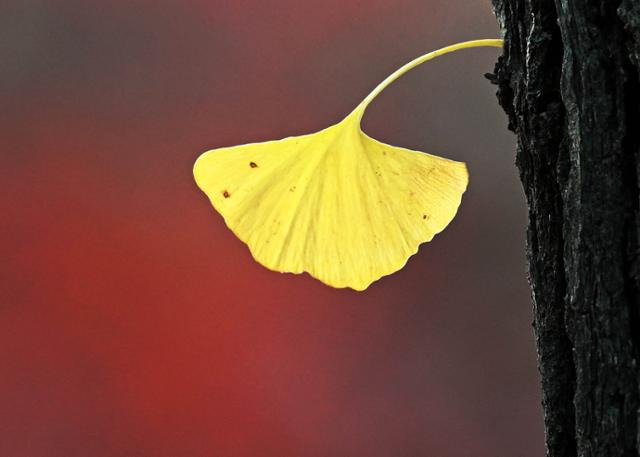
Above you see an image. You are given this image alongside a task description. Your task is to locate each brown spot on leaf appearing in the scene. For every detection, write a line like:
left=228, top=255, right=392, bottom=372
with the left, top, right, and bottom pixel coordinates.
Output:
left=223, top=190, right=230, bottom=198
left=423, top=214, right=428, bottom=220
left=289, top=186, right=296, bottom=192
left=250, top=162, right=258, bottom=168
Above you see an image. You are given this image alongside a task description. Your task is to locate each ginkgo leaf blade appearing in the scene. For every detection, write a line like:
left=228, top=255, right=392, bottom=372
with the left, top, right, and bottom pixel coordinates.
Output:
left=194, top=112, right=468, bottom=291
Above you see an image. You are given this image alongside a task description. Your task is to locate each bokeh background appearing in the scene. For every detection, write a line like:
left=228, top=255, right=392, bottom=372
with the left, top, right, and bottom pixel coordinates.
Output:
left=1, top=1, right=543, bottom=456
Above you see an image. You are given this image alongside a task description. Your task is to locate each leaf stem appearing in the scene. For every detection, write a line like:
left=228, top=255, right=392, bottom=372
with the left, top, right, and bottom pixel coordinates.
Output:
left=353, top=38, right=504, bottom=121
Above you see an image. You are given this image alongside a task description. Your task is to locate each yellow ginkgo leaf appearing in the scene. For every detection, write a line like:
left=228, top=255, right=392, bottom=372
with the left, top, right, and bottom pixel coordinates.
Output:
left=194, top=39, right=503, bottom=291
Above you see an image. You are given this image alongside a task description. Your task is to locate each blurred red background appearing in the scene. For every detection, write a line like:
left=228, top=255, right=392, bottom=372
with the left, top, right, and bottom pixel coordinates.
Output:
left=1, top=1, right=543, bottom=456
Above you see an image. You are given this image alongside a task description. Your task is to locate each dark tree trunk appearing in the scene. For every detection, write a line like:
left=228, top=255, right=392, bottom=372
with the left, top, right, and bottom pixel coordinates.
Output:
left=487, top=1, right=640, bottom=456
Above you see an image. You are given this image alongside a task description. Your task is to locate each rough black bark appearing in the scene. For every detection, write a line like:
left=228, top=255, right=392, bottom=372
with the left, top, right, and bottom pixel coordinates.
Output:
left=487, top=1, right=640, bottom=456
